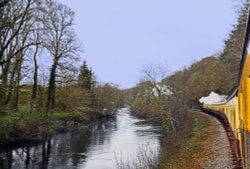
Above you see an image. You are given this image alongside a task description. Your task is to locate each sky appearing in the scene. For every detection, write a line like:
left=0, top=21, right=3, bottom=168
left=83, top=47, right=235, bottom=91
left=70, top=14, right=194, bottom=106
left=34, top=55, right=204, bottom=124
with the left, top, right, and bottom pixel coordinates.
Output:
left=58, top=0, right=238, bottom=89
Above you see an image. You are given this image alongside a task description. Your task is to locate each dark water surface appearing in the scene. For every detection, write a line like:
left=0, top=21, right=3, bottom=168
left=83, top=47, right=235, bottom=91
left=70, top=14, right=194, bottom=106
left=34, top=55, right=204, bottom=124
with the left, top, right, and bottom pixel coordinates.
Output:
left=0, top=108, right=162, bottom=169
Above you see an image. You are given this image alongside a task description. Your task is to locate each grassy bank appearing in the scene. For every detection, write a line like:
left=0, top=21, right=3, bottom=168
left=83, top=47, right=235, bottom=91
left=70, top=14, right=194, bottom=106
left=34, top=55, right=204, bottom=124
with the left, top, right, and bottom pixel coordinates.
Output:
left=0, top=109, right=103, bottom=147
left=157, top=111, right=216, bottom=169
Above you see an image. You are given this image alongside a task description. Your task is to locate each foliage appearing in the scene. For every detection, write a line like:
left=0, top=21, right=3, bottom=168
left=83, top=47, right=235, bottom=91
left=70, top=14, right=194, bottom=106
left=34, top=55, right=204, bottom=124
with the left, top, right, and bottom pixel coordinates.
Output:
left=78, top=60, right=95, bottom=91
left=130, top=65, right=185, bottom=131
left=56, top=85, right=92, bottom=111
left=94, top=83, right=125, bottom=115
left=157, top=112, right=216, bottom=169
left=218, top=2, right=250, bottom=94
left=0, top=110, right=75, bottom=145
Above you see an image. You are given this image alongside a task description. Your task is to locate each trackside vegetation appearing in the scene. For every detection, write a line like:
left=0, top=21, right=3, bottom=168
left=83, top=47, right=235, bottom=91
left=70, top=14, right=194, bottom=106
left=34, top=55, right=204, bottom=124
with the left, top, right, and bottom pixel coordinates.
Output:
left=156, top=112, right=216, bottom=169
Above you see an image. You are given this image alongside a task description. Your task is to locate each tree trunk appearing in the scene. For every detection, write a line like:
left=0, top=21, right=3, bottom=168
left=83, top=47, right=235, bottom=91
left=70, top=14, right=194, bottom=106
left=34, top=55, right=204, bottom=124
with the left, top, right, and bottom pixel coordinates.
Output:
left=46, top=60, right=57, bottom=116
left=0, top=56, right=11, bottom=113
left=4, top=59, right=18, bottom=106
left=30, top=44, right=39, bottom=114
left=13, top=55, right=23, bottom=112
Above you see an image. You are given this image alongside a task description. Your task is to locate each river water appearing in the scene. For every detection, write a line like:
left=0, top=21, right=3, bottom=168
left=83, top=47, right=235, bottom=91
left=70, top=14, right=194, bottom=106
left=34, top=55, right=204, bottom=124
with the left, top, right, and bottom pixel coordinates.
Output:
left=0, top=108, right=162, bottom=169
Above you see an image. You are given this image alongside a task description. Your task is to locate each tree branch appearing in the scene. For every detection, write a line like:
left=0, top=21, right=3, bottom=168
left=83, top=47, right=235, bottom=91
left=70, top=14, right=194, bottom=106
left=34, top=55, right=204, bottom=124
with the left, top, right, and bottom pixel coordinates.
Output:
left=0, top=42, right=41, bottom=65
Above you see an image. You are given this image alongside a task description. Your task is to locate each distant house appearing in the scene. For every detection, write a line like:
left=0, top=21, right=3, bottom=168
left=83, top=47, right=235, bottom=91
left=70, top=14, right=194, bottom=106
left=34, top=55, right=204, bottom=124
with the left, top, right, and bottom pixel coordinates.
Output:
left=152, top=84, right=172, bottom=97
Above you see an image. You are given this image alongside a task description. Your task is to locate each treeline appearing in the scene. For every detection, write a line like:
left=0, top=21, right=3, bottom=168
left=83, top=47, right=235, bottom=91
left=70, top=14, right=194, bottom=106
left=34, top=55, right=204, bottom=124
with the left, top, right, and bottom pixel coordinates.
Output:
left=128, top=2, right=249, bottom=131
left=0, top=0, right=125, bottom=144
left=0, top=0, right=124, bottom=117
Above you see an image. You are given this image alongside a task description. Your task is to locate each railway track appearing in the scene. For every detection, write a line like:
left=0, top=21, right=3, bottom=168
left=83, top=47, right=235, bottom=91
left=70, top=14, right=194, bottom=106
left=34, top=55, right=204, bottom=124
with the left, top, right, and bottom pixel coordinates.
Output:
left=201, top=108, right=242, bottom=169
left=200, top=111, right=239, bottom=169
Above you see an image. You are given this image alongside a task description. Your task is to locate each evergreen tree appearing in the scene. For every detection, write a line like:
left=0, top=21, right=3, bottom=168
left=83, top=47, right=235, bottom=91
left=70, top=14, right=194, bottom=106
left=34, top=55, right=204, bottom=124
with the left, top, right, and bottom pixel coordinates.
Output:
left=78, top=60, right=95, bottom=91
left=219, top=2, right=250, bottom=94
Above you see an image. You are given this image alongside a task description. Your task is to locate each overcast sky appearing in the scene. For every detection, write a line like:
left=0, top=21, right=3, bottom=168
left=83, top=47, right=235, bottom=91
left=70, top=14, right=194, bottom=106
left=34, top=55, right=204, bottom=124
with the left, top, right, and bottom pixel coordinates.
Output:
left=58, top=0, right=238, bottom=89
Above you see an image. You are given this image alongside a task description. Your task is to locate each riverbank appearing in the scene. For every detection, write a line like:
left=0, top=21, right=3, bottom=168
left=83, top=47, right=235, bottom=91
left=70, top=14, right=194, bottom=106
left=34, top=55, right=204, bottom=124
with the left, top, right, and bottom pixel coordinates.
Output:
left=0, top=108, right=162, bottom=169
left=157, top=110, right=231, bottom=169
left=0, top=109, right=112, bottom=147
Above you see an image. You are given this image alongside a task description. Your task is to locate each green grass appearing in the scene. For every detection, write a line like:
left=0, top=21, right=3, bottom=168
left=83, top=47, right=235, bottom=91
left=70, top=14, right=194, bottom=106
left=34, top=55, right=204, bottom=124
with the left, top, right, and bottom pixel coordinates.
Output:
left=0, top=109, right=81, bottom=144
left=0, top=109, right=75, bottom=129
left=0, top=104, right=103, bottom=144
left=53, top=111, right=74, bottom=118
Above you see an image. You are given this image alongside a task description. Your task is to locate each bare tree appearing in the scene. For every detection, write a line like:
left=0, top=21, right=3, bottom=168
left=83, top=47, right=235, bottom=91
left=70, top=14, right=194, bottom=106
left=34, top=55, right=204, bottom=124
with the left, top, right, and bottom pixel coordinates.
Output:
left=0, top=0, right=34, bottom=66
left=141, top=64, right=169, bottom=99
left=40, top=1, right=80, bottom=115
left=0, top=0, right=40, bottom=113
left=141, top=64, right=177, bottom=131
left=28, top=1, right=47, bottom=114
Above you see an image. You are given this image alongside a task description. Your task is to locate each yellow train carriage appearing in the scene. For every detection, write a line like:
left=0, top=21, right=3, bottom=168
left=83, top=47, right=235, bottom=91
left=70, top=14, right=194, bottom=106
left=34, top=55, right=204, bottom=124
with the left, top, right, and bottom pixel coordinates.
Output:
left=202, top=54, right=250, bottom=168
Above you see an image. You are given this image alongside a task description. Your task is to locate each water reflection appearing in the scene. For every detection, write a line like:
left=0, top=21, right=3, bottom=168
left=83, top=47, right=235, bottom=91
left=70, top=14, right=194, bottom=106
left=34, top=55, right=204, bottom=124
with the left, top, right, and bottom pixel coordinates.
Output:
left=0, top=108, right=161, bottom=169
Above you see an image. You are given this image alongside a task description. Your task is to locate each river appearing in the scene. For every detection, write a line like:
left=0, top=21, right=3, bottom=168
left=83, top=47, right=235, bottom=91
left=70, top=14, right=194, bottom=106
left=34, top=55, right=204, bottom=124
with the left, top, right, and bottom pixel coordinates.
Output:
left=0, top=108, right=162, bottom=169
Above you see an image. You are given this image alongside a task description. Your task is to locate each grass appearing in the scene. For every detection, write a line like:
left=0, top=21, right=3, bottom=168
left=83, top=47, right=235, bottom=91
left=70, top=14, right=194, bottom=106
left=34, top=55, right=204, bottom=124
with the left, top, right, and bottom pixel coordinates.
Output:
left=0, top=108, right=90, bottom=145
left=0, top=109, right=75, bottom=122
left=157, top=111, right=216, bottom=169
left=53, top=111, right=74, bottom=118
